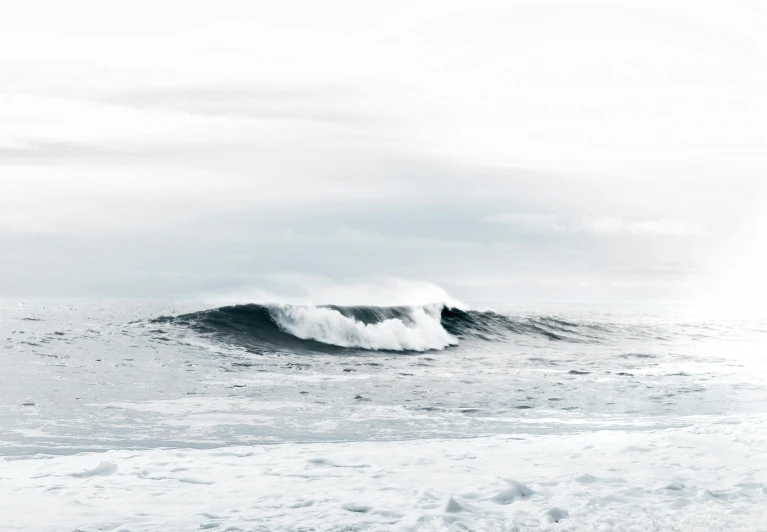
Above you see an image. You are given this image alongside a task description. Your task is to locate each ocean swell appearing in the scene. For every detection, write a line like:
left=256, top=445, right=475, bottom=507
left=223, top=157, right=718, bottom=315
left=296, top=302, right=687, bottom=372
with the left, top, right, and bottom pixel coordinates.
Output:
left=153, top=303, right=600, bottom=353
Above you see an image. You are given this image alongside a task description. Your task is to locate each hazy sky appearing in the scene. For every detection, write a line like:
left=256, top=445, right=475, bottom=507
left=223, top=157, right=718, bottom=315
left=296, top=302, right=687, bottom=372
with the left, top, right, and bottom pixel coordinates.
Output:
left=2, top=0, right=766, bottom=302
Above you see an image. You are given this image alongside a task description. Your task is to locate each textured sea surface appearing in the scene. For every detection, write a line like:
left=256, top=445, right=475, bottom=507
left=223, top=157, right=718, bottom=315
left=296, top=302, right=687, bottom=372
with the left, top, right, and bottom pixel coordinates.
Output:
left=2, top=299, right=767, bottom=531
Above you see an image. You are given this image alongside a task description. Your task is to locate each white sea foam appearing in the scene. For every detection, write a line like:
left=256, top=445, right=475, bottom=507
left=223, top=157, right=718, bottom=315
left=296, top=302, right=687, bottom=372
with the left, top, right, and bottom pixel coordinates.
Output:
left=271, top=304, right=458, bottom=351
left=4, top=419, right=767, bottom=531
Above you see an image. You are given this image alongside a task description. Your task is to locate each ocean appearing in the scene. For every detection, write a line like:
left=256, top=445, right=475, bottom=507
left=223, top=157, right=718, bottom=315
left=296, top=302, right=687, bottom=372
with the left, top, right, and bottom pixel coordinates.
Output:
left=2, top=298, right=767, bottom=531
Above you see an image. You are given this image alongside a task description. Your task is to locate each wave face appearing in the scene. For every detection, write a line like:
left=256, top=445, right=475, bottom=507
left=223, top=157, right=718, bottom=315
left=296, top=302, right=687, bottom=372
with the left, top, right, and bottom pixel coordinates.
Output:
left=154, top=303, right=609, bottom=353
left=440, top=307, right=606, bottom=343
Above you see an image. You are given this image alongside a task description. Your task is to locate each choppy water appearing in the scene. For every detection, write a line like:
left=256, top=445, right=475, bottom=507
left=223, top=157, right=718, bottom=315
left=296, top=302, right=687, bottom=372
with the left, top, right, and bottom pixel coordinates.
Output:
left=2, top=299, right=766, bottom=456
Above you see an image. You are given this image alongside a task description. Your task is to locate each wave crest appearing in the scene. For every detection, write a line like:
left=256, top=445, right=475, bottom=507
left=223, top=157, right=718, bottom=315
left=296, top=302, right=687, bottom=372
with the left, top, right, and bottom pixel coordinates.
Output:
left=153, top=303, right=601, bottom=353
left=271, top=304, right=456, bottom=351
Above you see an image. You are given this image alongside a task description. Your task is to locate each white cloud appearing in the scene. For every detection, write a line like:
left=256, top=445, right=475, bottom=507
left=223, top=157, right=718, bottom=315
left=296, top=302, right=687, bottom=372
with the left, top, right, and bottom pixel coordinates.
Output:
left=481, top=213, right=568, bottom=232
left=628, top=220, right=706, bottom=236
left=586, top=217, right=626, bottom=235
left=0, top=91, right=374, bottom=149
left=485, top=213, right=706, bottom=237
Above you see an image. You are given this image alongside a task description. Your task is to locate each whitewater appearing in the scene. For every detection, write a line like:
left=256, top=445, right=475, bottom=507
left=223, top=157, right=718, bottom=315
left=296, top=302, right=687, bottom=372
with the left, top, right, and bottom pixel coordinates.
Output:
left=2, top=296, right=767, bottom=531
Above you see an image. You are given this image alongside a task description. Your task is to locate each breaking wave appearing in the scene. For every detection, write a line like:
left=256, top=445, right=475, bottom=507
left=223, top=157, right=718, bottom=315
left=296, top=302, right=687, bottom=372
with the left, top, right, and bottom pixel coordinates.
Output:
left=153, top=303, right=606, bottom=353
left=273, top=304, right=455, bottom=351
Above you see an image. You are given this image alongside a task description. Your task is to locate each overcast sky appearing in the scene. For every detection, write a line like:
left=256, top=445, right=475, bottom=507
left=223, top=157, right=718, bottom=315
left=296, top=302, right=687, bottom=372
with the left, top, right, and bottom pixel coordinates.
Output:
left=2, top=0, right=766, bottom=303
